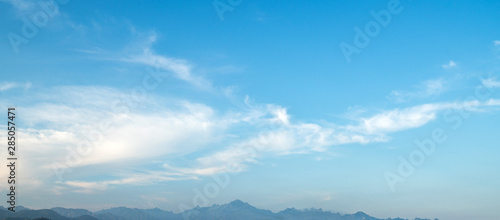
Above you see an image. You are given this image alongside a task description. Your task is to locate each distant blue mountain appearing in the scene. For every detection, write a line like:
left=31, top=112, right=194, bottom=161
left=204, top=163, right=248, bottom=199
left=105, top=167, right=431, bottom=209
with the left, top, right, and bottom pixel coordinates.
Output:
left=2, top=200, right=438, bottom=220
left=0, top=207, right=97, bottom=220
left=51, top=208, right=93, bottom=218
left=0, top=205, right=31, bottom=212
left=180, top=200, right=276, bottom=219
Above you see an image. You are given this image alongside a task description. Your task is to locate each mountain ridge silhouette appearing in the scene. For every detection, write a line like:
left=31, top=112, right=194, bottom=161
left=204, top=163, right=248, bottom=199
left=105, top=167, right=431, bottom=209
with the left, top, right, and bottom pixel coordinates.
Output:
left=0, top=200, right=438, bottom=220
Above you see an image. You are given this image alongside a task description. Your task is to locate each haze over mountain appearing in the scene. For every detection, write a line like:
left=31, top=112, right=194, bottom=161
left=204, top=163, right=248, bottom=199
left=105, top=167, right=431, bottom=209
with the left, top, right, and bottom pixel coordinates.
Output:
left=0, top=200, right=437, bottom=220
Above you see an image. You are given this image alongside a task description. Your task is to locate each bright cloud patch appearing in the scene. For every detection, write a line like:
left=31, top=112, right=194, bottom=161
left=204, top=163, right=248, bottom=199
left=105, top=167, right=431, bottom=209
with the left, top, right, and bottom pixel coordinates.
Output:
left=3, top=84, right=499, bottom=194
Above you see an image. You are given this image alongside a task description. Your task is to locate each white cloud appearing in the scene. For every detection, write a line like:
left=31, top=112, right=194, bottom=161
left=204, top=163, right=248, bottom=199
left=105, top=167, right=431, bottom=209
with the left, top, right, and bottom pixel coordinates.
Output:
left=1, top=0, right=61, bottom=17
left=481, top=78, right=500, bottom=88
left=389, top=78, right=446, bottom=102
left=1, top=0, right=35, bottom=11
left=0, top=81, right=31, bottom=91
left=76, top=32, right=212, bottom=91
left=1, top=86, right=331, bottom=192
left=7, top=82, right=500, bottom=194
left=423, top=78, right=445, bottom=95
left=494, top=40, right=500, bottom=46
left=58, top=171, right=197, bottom=193
left=165, top=99, right=500, bottom=179
left=271, top=107, right=290, bottom=125
left=351, top=100, right=493, bottom=135
left=442, top=60, right=457, bottom=69
left=358, top=104, right=439, bottom=134
left=20, top=87, right=229, bottom=168
left=0, top=82, right=17, bottom=91
left=71, top=48, right=105, bottom=54
left=0, top=86, right=229, bottom=192
left=122, top=44, right=212, bottom=90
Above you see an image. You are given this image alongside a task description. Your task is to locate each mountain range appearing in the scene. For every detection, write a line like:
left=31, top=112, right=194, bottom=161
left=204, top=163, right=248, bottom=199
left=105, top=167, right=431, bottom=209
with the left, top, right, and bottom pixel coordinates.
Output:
left=0, top=200, right=437, bottom=220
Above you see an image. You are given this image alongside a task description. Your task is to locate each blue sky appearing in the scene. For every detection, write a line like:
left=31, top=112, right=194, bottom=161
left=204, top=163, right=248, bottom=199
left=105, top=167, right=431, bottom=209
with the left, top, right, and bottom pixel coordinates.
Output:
left=1, top=0, right=500, bottom=219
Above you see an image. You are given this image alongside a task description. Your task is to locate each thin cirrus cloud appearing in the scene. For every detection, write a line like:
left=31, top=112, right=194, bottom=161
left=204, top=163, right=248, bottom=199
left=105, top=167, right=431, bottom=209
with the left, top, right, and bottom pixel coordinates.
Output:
left=0, top=0, right=36, bottom=11
left=442, top=60, right=457, bottom=69
left=350, top=100, right=485, bottom=135
left=3, top=47, right=500, bottom=194
left=1, top=0, right=61, bottom=18
left=56, top=96, right=500, bottom=193
left=186, top=98, right=500, bottom=181
left=127, top=50, right=212, bottom=90
left=3, top=39, right=500, bottom=194
left=481, top=77, right=500, bottom=88
left=389, top=78, right=446, bottom=102
left=0, top=81, right=31, bottom=91
left=60, top=171, right=198, bottom=193
left=69, top=30, right=211, bottom=90
left=117, top=33, right=213, bottom=90
left=6, top=81, right=500, bottom=194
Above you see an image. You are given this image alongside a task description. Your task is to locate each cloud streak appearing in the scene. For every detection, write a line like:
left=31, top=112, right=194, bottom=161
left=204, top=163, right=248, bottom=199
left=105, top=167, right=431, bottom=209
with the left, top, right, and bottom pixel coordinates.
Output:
left=442, top=60, right=457, bottom=69
left=4, top=81, right=500, bottom=194
left=117, top=33, right=213, bottom=90
left=389, top=78, right=446, bottom=102
left=482, top=77, right=500, bottom=88
left=0, top=81, right=31, bottom=91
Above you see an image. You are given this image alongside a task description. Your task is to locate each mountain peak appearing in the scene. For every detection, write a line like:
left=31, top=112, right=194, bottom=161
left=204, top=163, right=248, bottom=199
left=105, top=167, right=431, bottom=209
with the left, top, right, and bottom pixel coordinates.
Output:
left=228, top=199, right=247, bottom=206
left=354, top=211, right=368, bottom=216
left=279, top=207, right=300, bottom=214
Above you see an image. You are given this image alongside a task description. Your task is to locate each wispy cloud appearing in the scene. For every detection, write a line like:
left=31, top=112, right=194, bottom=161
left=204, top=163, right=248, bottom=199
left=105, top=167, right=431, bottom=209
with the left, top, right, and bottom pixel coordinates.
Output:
left=494, top=40, right=500, bottom=46
left=355, top=104, right=440, bottom=134
left=71, top=48, right=105, bottom=54
left=106, top=33, right=215, bottom=90
left=5, top=83, right=500, bottom=193
left=126, top=50, right=212, bottom=89
left=1, top=0, right=36, bottom=11
left=71, top=28, right=214, bottom=91
left=389, top=78, right=446, bottom=102
left=20, top=86, right=228, bottom=168
left=442, top=60, right=457, bottom=69
left=481, top=77, right=500, bottom=88
left=1, top=0, right=61, bottom=17
left=162, top=99, right=500, bottom=180
left=423, top=78, right=446, bottom=95
left=58, top=171, right=197, bottom=193
left=0, top=81, right=31, bottom=91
